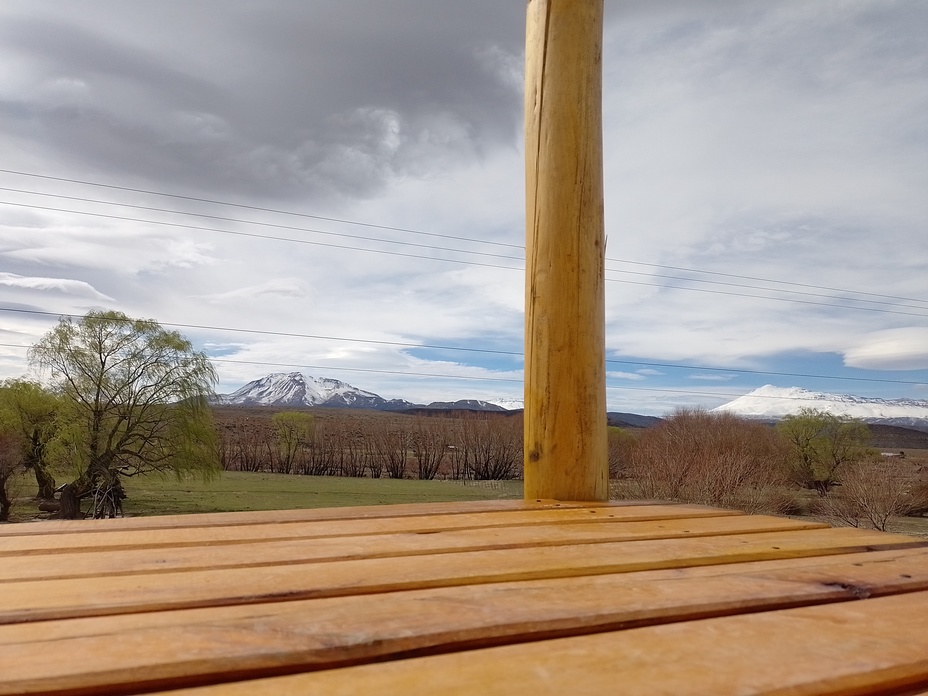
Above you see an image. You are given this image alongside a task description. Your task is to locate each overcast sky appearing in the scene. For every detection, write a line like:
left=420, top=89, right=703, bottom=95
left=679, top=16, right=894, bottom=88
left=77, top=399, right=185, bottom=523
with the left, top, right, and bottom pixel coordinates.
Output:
left=1, top=0, right=926, bottom=415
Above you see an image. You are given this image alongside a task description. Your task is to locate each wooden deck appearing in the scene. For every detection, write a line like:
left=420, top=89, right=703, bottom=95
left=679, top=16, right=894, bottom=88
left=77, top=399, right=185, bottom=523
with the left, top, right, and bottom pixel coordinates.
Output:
left=2, top=499, right=928, bottom=695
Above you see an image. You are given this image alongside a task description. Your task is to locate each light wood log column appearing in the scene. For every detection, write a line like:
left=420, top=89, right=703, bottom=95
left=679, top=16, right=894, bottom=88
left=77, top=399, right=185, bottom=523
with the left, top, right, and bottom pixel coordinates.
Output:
left=524, top=0, right=607, bottom=501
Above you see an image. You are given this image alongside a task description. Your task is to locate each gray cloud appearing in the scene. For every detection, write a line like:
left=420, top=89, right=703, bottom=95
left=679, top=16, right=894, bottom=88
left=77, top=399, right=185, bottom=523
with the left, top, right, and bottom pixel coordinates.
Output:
left=0, top=0, right=524, bottom=202
left=1, top=0, right=926, bottom=412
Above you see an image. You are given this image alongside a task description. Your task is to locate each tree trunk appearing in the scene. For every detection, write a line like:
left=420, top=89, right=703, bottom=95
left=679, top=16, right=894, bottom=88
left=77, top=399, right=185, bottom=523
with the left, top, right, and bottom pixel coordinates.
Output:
left=0, top=480, right=11, bottom=521
left=29, top=429, right=57, bottom=500
left=57, top=483, right=84, bottom=520
left=33, top=465, right=57, bottom=501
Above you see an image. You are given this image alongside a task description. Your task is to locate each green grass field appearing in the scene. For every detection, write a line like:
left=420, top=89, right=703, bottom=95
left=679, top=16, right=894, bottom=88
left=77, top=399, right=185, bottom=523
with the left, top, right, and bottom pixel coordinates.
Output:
left=10, top=471, right=523, bottom=520
left=122, top=472, right=524, bottom=516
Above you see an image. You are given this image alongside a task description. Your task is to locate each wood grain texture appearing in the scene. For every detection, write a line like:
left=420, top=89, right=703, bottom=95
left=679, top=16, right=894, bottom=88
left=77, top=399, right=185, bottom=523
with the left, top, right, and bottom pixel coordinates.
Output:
left=135, top=591, right=928, bottom=696
left=0, top=526, right=919, bottom=624
left=523, top=0, right=608, bottom=501
left=2, top=500, right=927, bottom=695
left=0, top=499, right=649, bottom=538
left=0, top=514, right=822, bottom=582
left=3, top=549, right=928, bottom=695
left=0, top=503, right=737, bottom=555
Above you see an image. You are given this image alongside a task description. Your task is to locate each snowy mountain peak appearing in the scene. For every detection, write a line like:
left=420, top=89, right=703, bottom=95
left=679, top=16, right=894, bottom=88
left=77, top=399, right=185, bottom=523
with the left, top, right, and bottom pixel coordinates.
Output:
left=214, top=372, right=400, bottom=409
left=213, top=372, right=523, bottom=412
left=713, top=385, right=928, bottom=426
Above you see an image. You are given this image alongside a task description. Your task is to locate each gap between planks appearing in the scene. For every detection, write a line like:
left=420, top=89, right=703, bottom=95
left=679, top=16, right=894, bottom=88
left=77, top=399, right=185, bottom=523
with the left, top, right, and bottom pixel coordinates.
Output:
left=2, top=550, right=928, bottom=695
left=0, top=503, right=739, bottom=555
left=0, top=525, right=923, bottom=624
left=0, top=513, right=825, bottom=582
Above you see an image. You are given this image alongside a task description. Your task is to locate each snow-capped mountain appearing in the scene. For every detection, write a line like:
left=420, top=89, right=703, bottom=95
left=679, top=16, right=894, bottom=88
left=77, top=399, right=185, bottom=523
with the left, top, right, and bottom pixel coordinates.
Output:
left=213, top=372, right=416, bottom=410
left=213, top=372, right=520, bottom=412
left=713, top=385, right=928, bottom=430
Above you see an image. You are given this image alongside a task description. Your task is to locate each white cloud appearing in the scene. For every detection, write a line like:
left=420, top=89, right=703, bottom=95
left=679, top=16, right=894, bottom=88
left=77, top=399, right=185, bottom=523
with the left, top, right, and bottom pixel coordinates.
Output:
left=0, top=272, right=113, bottom=300
left=607, top=371, right=647, bottom=381
left=844, top=328, right=928, bottom=371
left=0, top=1, right=926, bottom=411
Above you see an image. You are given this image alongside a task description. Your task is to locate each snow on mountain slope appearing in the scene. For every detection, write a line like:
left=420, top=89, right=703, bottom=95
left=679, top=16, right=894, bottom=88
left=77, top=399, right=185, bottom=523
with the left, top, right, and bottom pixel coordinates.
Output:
left=489, top=397, right=524, bottom=410
left=713, top=385, right=928, bottom=423
left=214, top=372, right=412, bottom=409
left=215, top=372, right=528, bottom=411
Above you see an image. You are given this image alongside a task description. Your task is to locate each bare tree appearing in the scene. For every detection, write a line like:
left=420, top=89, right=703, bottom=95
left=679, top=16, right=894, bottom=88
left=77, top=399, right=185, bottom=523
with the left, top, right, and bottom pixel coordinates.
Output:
left=464, top=416, right=521, bottom=480
left=410, top=417, right=448, bottom=480
left=372, top=423, right=410, bottom=479
left=298, top=421, right=336, bottom=476
left=271, top=412, right=315, bottom=475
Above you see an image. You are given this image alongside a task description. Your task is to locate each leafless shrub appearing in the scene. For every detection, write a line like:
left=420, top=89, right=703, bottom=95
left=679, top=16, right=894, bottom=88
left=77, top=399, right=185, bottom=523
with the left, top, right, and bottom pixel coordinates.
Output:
left=817, top=459, right=926, bottom=531
left=218, top=420, right=272, bottom=472
left=626, top=409, right=792, bottom=513
left=607, top=427, right=638, bottom=479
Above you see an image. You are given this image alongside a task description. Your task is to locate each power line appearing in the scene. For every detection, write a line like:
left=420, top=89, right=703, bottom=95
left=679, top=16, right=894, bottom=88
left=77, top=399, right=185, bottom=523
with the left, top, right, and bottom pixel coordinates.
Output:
left=605, top=276, right=928, bottom=319
left=605, top=266, right=928, bottom=311
left=2, top=311, right=925, bottom=388
left=6, top=197, right=927, bottom=319
left=0, top=200, right=525, bottom=269
left=0, top=169, right=523, bottom=249
left=4, top=168, right=925, bottom=307
left=0, top=187, right=523, bottom=261
left=606, top=258, right=928, bottom=307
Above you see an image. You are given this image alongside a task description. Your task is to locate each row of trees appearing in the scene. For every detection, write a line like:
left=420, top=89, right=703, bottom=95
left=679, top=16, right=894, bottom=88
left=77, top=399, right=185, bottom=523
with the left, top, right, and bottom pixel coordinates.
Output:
left=3, top=309, right=925, bottom=530
left=218, top=411, right=524, bottom=481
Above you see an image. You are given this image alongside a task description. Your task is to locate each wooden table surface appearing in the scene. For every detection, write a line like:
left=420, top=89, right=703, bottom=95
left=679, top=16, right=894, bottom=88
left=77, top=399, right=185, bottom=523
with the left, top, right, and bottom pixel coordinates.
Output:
left=2, top=499, right=928, bottom=695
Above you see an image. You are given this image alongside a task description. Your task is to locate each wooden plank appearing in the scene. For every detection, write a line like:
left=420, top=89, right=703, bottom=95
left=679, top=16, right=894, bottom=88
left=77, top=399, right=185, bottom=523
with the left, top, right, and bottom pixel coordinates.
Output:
left=0, top=527, right=920, bottom=624
left=523, top=0, right=609, bottom=501
left=142, top=590, right=928, bottom=696
left=3, top=548, right=928, bottom=695
left=1, top=546, right=922, bottom=644
left=0, top=503, right=739, bottom=555
left=0, top=514, right=824, bottom=582
left=0, top=499, right=664, bottom=537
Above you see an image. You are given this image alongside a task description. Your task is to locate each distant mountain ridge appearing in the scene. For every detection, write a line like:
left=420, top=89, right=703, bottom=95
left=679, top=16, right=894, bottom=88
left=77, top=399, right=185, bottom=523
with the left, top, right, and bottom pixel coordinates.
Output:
left=212, top=372, right=521, bottom=412
left=713, top=385, right=928, bottom=432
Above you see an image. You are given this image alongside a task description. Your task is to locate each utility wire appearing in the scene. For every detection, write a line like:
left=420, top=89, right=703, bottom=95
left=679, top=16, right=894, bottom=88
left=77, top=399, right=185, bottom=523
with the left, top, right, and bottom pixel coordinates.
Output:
left=605, top=276, right=928, bottom=319
left=0, top=169, right=523, bottom=249
left=6, top=185, right=922, bottom=311
left=4, top=197, right=926, bottom=318
left=4, top=170, right=925, bottom=306
left=606, top=267, right=928, bottom=311
left=607, top=258, right=928, bottom=307
left=0, top=188, right=524, bottom=261
left=2, top=312, right=925, bottom=388
left=0, top=200, right=525, bottom=270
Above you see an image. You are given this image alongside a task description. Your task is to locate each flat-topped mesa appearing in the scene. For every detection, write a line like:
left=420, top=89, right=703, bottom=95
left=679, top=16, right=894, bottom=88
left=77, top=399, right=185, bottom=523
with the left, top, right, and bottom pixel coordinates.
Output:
left=523, top=0, right=608, bottom=501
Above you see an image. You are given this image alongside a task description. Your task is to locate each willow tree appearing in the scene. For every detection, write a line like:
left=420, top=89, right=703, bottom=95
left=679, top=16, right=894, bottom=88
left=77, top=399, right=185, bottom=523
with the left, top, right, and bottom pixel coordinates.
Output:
left=30, top=310, right=219, bottom=518
left=777, top=408, right=871, bottom=495
left=0, top=379, right=60, bottom=501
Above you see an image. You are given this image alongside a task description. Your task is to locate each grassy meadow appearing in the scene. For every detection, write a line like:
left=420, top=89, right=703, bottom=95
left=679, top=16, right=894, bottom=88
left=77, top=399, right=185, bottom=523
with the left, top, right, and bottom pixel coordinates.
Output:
left=9, top=470, right=523, bottom=520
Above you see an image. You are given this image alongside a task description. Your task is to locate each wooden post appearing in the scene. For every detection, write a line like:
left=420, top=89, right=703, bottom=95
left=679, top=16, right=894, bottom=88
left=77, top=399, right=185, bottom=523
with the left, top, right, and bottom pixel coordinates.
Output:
left=524, top=0, right=607, bottom=501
